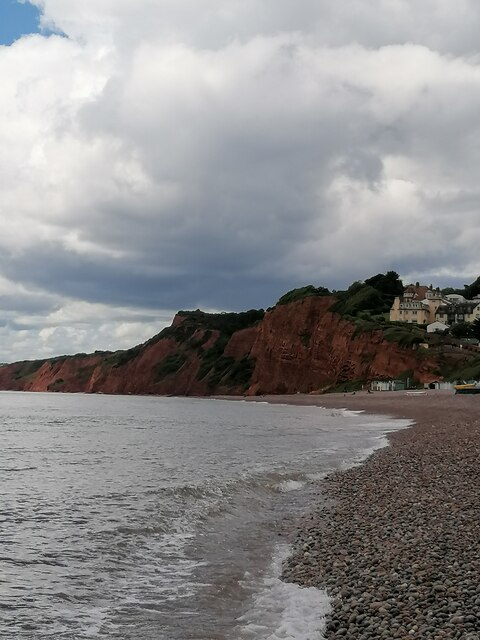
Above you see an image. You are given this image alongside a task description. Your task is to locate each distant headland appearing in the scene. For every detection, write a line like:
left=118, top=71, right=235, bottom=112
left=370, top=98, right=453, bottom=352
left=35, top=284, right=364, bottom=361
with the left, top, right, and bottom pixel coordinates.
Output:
left=1, top=271, right=480, bottom=395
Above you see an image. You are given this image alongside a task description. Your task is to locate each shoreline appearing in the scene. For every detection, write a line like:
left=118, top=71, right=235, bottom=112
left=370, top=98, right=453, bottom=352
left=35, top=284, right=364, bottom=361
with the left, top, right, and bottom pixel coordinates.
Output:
left=221, top=391, right=480, bottom=639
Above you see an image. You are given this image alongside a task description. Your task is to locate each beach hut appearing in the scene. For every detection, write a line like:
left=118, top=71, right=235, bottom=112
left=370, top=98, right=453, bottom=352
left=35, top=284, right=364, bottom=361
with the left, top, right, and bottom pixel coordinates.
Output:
left=371, top=379, right=408, bottom=391
left=424, top=381, right=454, bottom=391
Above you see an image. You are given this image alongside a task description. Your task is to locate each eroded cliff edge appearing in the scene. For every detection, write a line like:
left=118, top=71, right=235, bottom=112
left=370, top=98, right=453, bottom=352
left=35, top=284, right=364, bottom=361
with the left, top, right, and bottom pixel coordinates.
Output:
left=0, top=296, right=451, bottom=395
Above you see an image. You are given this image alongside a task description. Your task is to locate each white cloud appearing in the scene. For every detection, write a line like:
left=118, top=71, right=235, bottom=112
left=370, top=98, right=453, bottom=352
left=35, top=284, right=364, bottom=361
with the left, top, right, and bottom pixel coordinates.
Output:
left=2, top=1, right=480, bottom=360
left=1, top=294, right=173, bottom=362
left=29, top=0, right=480, bottom=54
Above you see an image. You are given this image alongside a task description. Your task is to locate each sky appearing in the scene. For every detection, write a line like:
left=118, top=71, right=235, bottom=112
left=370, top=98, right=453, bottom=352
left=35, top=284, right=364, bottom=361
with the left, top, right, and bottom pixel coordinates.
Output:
left=1, top=1, right=480, bottom=361
left=0, top=0, right=41, bottom=45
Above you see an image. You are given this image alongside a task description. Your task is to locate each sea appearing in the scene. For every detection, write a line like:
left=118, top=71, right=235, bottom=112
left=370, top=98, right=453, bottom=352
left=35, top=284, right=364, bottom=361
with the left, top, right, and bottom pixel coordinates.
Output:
left=0, top=391, right=411, bottom=640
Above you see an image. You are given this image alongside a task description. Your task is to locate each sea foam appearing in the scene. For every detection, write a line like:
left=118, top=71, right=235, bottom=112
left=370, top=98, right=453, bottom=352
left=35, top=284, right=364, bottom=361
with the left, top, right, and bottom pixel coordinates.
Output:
left=236, top=543, right=331, bottom=640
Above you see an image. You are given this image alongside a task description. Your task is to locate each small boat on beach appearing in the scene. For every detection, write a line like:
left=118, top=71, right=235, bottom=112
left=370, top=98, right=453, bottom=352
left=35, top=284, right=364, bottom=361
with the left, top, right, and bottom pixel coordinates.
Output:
left=454, top=383, right=480, bottom=395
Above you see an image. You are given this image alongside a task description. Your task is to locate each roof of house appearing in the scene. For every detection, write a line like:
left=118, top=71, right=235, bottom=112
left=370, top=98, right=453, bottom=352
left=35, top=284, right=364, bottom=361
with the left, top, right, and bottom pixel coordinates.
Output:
left=403, top=284, right=430, bottom=299
left=445, top=294, right=467, bottom=302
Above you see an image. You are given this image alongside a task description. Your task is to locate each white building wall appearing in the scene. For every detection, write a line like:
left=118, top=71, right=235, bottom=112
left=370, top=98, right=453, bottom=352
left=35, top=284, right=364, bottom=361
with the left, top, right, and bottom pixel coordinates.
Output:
left=427, top=321, right=449, bottom=333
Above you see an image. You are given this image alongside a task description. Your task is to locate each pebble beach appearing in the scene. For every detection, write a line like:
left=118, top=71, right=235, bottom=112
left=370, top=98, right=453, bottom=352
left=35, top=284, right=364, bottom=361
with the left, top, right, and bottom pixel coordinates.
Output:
left=248, top=392, right=480, bottom=639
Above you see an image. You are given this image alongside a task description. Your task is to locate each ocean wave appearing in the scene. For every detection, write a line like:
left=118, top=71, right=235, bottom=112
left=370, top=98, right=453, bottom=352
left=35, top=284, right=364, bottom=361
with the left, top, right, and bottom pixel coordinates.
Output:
left=235, top=543, right=331, bottom=640
left=0, top=466, right=38, bottom=472
left=275, top=479, right=306, bottom=493
left=144, top=470, right=314, bottom=503
left=338, top=408, right=365, bottom=417
left=0, top=555, right=66, bottom=567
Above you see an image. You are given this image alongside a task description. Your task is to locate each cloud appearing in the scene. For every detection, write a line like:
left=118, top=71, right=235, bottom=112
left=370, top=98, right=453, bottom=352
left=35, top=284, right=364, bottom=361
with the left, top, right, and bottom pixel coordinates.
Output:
left=2, top=1, right=480, bottom=359
left=28, top=1, right=480, bottom=55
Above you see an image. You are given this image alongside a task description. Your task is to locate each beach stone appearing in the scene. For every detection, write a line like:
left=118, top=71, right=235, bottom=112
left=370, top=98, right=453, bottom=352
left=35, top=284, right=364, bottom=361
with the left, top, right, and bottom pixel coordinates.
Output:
left=281, top=393, right=480, bottom=640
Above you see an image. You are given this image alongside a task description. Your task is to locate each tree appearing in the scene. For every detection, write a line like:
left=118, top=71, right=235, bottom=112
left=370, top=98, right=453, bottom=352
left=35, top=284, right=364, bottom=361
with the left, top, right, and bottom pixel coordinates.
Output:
left=450, top=322, right=474, bottom=339
left=276, top=285, right=330, bottom=306
left=471, top=318, right=480, bottom=340
left=365, top=271, right=403, bottom=299
left=346, top=281, right=365, bottom=296
left=464, top=276, right=480, bottom=300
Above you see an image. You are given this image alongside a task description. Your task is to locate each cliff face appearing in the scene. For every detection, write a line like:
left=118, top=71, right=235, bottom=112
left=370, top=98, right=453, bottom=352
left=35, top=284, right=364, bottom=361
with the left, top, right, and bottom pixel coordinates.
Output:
left=0, top=297, right=443, bottom=396
left=247, top=298, right=441, bottom=394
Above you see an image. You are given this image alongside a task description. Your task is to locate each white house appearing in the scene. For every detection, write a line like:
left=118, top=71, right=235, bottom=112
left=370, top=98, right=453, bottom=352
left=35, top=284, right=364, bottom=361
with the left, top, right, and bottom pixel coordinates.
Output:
left=445, top=294, right=467, bottom=303
left=427, top=321, right=449, bottom=333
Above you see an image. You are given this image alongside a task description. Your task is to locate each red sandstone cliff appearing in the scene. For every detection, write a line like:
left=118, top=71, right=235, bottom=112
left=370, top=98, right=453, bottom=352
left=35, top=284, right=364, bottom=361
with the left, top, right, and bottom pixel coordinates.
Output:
left=246, top=298, right=438, bottom=394
left=0, top=297, right=452, bottom=396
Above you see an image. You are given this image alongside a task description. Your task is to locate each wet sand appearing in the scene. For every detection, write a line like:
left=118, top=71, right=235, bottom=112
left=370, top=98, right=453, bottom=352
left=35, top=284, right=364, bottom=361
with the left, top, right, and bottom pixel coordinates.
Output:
left=235, top=391, right=480, bottom=639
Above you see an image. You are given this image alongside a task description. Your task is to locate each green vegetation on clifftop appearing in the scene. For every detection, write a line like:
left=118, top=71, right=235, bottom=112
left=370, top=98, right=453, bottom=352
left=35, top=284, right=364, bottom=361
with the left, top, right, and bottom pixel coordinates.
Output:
left=331, top=271, right=403, bottom=319
left=276, top=285, right=330, bottom=305
left=156, top=309, right=264, bottom=390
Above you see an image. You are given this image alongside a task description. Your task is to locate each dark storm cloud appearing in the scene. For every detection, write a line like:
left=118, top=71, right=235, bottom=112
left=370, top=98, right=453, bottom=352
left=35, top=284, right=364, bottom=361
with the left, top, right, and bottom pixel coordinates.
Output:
left=0, top=241, right=296, bottom=311
left=0, top=292, right=58, bottom=315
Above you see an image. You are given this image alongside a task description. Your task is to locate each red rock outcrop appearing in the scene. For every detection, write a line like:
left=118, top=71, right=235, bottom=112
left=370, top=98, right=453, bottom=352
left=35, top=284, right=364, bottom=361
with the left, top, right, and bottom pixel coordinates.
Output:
left=246, top=297, right=438, bottom=394
left=0, top=297, right=445, bottom=396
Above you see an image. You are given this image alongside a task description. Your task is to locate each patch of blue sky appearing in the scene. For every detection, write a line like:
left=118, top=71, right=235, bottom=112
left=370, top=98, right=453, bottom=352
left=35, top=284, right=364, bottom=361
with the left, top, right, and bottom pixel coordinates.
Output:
left=0, top=0, right=44, bottom=45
